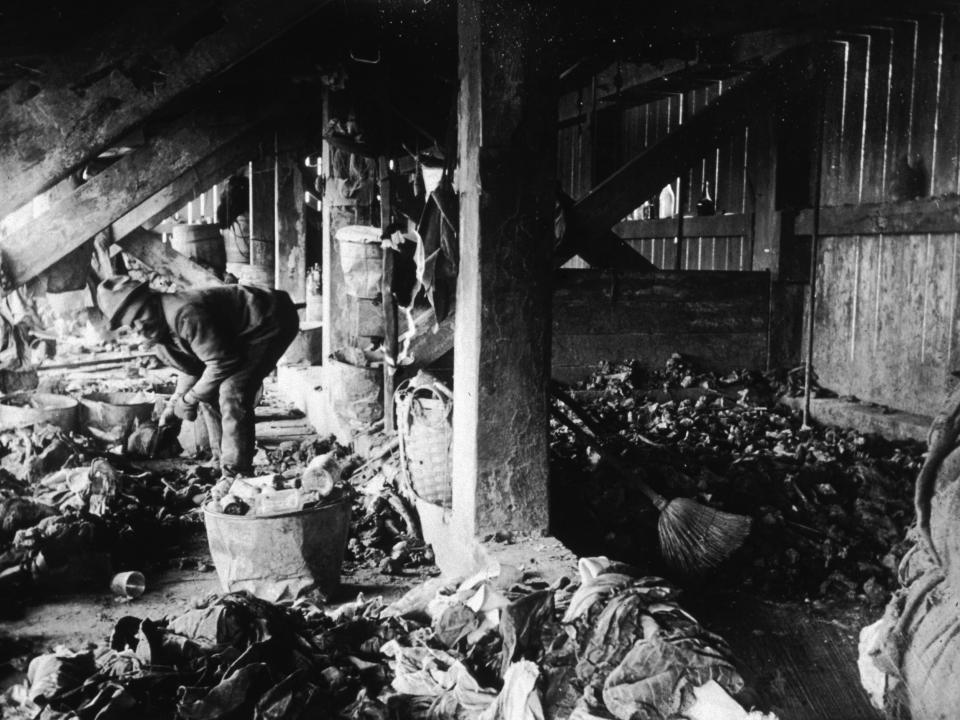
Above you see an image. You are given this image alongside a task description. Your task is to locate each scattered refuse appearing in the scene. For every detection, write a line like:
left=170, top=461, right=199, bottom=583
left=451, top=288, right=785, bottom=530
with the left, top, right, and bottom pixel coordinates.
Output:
left=1, top=556, right=779, bottom=720
left=551, top=356, right=924, bottom=603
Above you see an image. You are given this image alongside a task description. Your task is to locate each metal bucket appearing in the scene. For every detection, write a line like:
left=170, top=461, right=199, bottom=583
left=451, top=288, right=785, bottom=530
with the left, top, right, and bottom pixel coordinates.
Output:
left=0, top=392, right=78, bottom=432
left=279, top=322, right=323, bottom=366
left=171, top=223, right=227, bottom=275
left=80, top=391, right=157, bottom=443
left=326, top=355, right=382, bottom=426
left=204, top=496, right=351, bottom=601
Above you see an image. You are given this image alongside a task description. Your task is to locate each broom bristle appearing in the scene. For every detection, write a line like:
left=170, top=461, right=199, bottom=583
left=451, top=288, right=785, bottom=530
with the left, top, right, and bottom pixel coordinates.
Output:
left=658, top=497, right=752, bottom=575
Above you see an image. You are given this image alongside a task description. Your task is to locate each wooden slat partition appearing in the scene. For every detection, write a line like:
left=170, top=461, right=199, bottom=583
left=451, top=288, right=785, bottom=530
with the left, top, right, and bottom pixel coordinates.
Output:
left=807, top=13, right=960, bottom=414
left=616, top=215, right=749, bottom=270
left=813, top=233, right=960, bottom=415
left=552, top=269, right=769, bottom=381
left=558, top=77, right=753, bottom=271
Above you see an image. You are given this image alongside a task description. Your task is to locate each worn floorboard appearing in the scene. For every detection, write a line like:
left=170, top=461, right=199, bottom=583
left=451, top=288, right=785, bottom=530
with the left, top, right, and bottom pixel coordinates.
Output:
left=689, top=592, right=882, bottom=720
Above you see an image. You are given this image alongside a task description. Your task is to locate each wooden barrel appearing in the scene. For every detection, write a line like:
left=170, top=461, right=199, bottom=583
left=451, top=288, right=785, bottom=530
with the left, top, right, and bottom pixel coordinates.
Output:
left=236, top=264, right=274, bottom=288
left=171, top=223, right=226, bottom=275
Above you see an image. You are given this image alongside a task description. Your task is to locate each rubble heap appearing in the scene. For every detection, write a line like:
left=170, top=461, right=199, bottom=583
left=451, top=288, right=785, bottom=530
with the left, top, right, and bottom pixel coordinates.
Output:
left=551, top=356, right=924, bottom=603
left=2, top=557, right=776, bottom=720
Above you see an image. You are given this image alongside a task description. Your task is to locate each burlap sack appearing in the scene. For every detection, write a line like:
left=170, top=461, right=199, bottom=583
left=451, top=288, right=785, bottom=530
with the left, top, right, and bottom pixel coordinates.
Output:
left=863, top=388, right=960, bottom=719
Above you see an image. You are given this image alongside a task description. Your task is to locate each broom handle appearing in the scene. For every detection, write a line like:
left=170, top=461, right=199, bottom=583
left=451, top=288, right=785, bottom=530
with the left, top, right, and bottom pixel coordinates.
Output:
left=550, top=405, right=668, bottom=511
left=552, top=382, right=664, bottom=449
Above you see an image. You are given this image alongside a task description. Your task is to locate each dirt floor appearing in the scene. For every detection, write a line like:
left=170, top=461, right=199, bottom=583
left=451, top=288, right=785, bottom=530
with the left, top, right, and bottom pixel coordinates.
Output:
left=0, top=530, right=430, bottom=648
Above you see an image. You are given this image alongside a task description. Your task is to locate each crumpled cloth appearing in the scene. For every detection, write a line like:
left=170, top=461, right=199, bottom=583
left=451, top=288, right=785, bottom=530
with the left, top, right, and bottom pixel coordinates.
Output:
left=562, top=557, right=745, bottom=720
left=479, top=661, right=544, bottom=720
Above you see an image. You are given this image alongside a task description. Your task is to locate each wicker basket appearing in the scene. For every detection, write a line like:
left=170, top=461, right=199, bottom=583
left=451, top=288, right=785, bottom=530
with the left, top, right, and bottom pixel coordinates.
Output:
left=396, top=372, right=453, bottom=508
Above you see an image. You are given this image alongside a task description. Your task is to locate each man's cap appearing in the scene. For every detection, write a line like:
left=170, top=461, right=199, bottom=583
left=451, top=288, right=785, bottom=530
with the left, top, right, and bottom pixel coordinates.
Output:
left=96, top=276, right=150, bottom=330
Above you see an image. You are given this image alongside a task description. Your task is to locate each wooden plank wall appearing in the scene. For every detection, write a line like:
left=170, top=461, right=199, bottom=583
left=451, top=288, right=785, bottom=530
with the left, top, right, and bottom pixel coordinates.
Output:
left=812, top=12, right=960, bottom=415
left=552, top=269, right=770, bottom=381
left=630, top=234, right=752, bottom=271
left=558, top=80, right=750, bottom=270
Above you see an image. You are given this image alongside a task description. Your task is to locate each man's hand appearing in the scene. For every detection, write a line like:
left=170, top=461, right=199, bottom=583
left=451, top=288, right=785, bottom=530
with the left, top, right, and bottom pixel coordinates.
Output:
left=171, top=392, right=198, bottom=422
left=158, top=402, right=180, bottom=428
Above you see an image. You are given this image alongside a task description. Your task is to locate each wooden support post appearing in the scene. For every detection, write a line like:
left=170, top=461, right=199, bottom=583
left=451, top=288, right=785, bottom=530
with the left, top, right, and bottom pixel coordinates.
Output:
left=554, top=190, right=655, bottom=269
left=451, top=0, right=557, bottom=539
left=674, top=177, right=686, bottom=270
left=321, top=90, right=334, bottom=365
left=274, top=133, right=281, bottom=289
left=0, top=0, right=328, bottom=219
left=380, top=158, right=398, bottom=433
left=251, top=153, right=275, bottom=281
left=275, top=136, right=307, bottom=301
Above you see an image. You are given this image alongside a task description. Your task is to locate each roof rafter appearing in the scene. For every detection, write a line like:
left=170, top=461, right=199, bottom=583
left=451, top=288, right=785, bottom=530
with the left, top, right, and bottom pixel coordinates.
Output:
left=0, top=0, right=328, bottom=219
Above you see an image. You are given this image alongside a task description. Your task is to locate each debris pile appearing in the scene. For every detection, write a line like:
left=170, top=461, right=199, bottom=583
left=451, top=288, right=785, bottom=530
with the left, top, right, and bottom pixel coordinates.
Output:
left=0, top=416, right=435, bottom=617
left=551, top=357, right=924, bottom=603
left=248, top=430, right=432, bottom=574
left=2, top=557, right=776, bottom=720
left=0, top=425, right=212, bottom=616
left=342, top=436, right=434, bottom=575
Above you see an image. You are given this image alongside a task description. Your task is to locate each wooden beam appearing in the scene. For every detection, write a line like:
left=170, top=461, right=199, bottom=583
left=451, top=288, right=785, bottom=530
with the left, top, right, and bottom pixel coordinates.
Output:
left=597, top=28, right=823, bottom=108
left=572, top=52, right=810, bottom=246
left=407, top=303, right=456, bottom=367
left=555, top=191, right=656, bottom=269
left=119, top=228, right=224, bottom=288
left=379, top=158, right=397, bottom=433
left=1, top=105, right=270, bottom=289
left=275, top=138, right=306, bottom=301
left=111, top=127, right=267, bottom=239
left=793, top=197, right=960, bottom=236
left=614, top=214, right=748, bottom=240
left=0, top=0, right=327, bottom=219
left=0, top=176, right=80, bottom=239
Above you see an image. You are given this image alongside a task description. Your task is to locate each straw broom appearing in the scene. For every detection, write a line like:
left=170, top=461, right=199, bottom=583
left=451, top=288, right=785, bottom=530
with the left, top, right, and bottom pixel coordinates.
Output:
left=551, top=389, right=752, bottom=575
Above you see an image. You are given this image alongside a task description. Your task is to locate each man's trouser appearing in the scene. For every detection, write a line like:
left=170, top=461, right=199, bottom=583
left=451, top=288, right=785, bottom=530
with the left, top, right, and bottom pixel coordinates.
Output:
left=198, top=303, right=299, bottom=476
